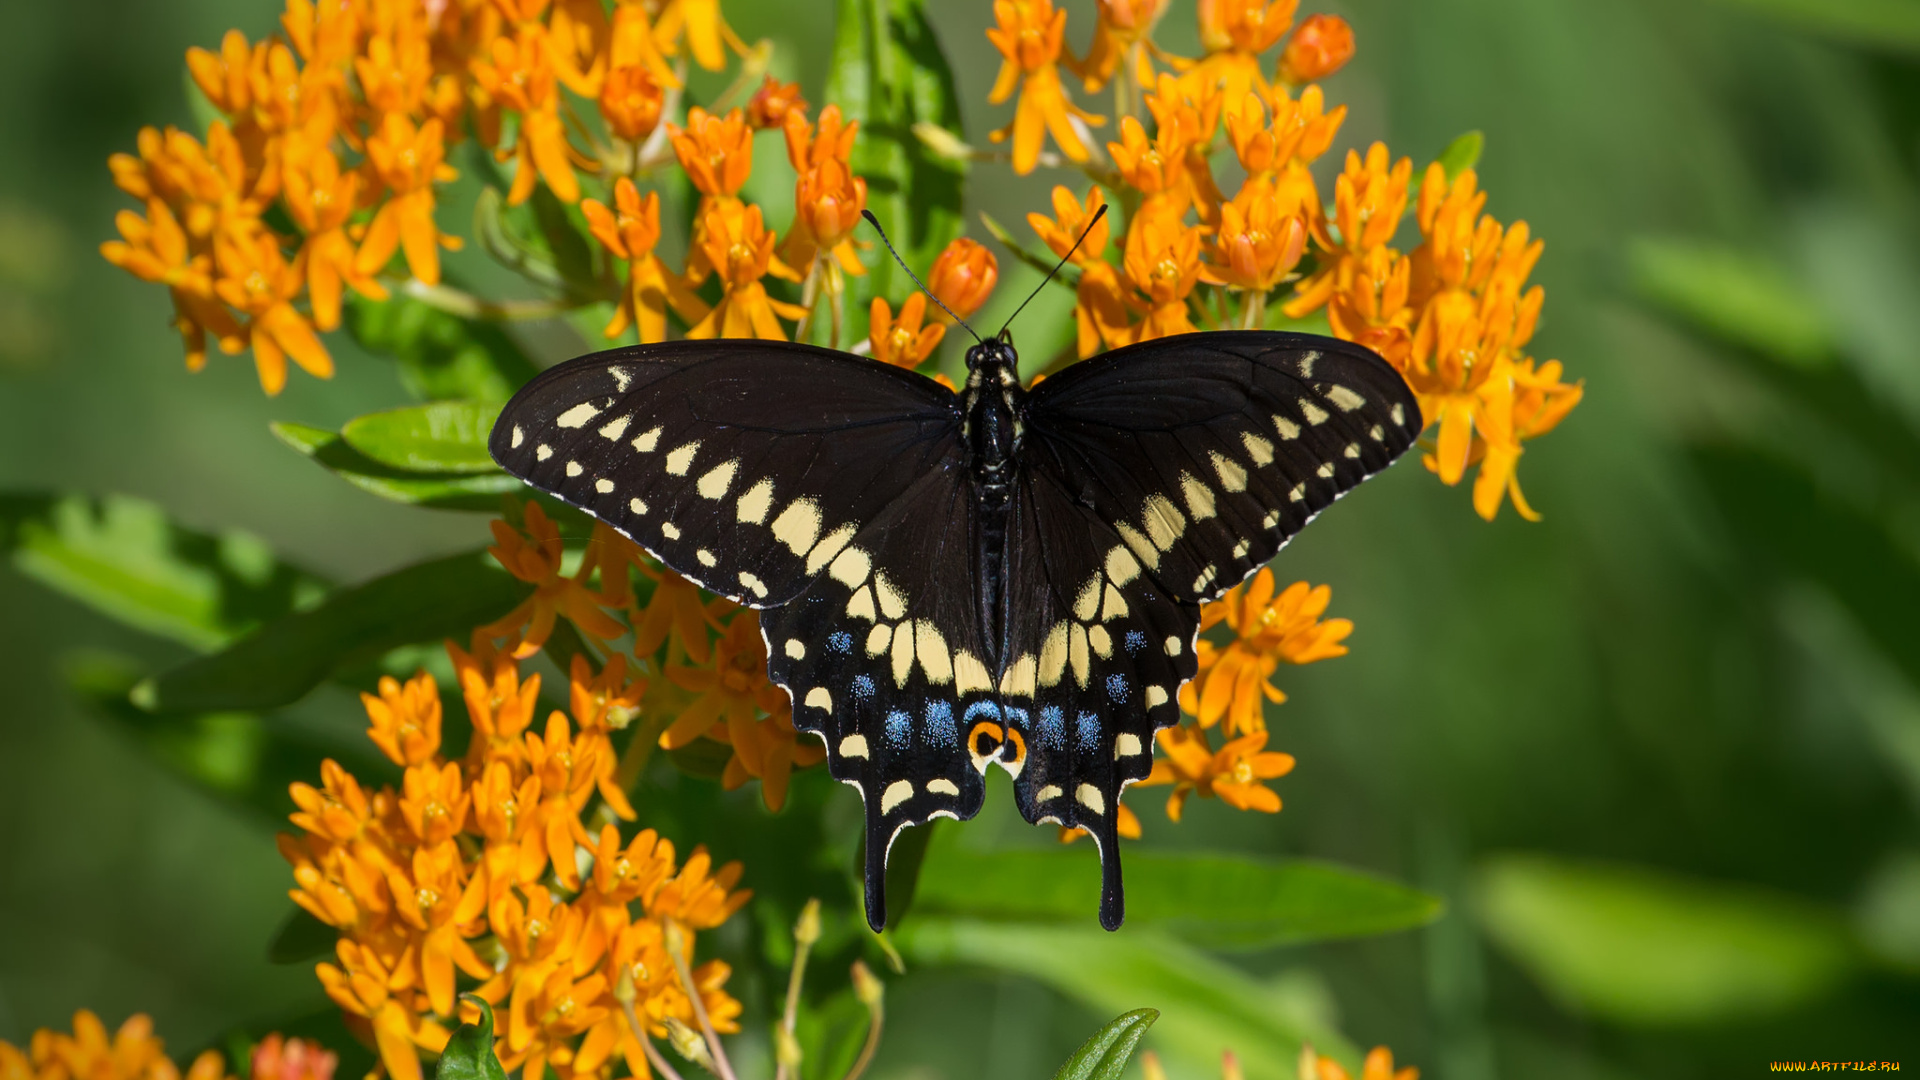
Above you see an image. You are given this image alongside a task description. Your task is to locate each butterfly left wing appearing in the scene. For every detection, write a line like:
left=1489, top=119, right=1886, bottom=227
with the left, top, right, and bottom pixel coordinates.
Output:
left=489, top=339, right=992, bottom=931
left=1003, top=330, right=1420, bottom=929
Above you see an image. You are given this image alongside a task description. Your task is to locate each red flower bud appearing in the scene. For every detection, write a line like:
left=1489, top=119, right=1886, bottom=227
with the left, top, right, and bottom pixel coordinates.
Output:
left=1279, top=14, right=1355, bottom=85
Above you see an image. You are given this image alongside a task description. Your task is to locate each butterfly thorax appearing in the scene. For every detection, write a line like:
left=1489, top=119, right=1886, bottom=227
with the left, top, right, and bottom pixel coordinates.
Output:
left=962, top=338, right=1025, bottom=664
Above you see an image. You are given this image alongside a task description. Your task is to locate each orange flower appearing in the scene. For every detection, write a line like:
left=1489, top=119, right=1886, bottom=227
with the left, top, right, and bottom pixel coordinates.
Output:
left=662, top=615, right=794, bottom=802
left=1073, top=0, right=1169, bottom=93
left=1191, top=0, right=1297, bottom=104
left=599, top=62, right=666, bottom=143
left=251, top=1035, right=337, bottom=1080
left=669, top=106, right=755, bottom=199
left=109, top=123, right=271, bottom=241
left=1223, top=85, right=1344, bottom=176
left=1142, top=722, right=1295, bottom=820
left=1306, top=1045, right=1419, bottom=1080
left=582, top=178, right=709, bottom=341
left=648, top=844, right=751, bottom=930
left=0, top=1012, right=235, bottom=1080
left=362, top=670, right=443, bottom=767
left=399, top=761, right=472, bottom=847
left=1325, top=243, right=1414, bottom=367
left=869, top=293, right=946, bottom=369
left=481, top=501, right=628, bottom=657
left=1120, top=201, right=1216, bottom=342
left=684, top=201, right=807, bottom=340
left=212, top=226, right=333, bottom=396
left=1029, top=185, right=1131, bottom=355
left=783, top=105, right=869, bottom=274
left=633, top=563, right=722, bottom=665
left=748, top=75, right=809, bottom=129
left=356, top=21, right=439, bottom=123
left=380, top=840, right=489, bottom=1015
left=315, top=939, right=451, bottom=1080
left=1180, top=570, right=1350, bottom=734
left=287, top=758, right=378, bottom=846
left=1278, top=14, right=1355, bottom=85
left=1285, top=142, right=1412, bottom=319
left=524, top=711, right=614, bottom=889
left=356, top=113, right=460, bottom=286
left=581, top=823, right=676, bottom=909
left=471, top=759, right=548, bottom=899
left=99, top=198, right=241, bottom=371
left=470, top=26, right=580, bottom=204
left=987, top=0, right=1105, bottom=175
left=281, top=135, right=385, bottom=331
left=1207, top=174, right=1309, bottom=294
left=451, top=636, right=543, bottom=762
left=652, top=0, right=740, bottom=72
left=925, top=236, right=1000, bottom=323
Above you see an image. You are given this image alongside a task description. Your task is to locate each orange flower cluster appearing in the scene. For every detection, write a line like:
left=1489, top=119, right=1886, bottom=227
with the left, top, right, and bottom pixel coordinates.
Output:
left=996, top=0, right=1576, bottom=519
left=282, top=637, right=749, bottom=1080
left=1141, top=1041, right=1418, bottom=1080
left=479, top=500, right=822, bottom=810
left=0, top=1013, right=235, bottom=1080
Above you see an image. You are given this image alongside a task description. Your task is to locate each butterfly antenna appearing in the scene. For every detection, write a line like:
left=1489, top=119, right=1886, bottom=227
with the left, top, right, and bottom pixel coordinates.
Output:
left=998, top=203, right=1107, bottom=338
left=861, top=209, right=984, bottom=345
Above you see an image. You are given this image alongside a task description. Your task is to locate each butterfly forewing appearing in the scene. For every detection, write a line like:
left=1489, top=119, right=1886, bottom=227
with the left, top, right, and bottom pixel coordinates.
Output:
left=1023, top=331, right=1422, bottom=605
left=489, top=340, right=961, bottom=609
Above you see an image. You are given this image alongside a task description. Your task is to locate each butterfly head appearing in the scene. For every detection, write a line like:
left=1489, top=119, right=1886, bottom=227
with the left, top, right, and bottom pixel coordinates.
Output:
left=965, top=336, right=1019, bottom=383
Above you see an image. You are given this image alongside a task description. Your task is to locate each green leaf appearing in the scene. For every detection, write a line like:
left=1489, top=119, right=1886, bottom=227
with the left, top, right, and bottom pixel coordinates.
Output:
left=826, top=0, right=966, bottom=334
left=135, top=550, right=528, bottom=712
left=899, top=919, right=1355, bottom=1080
left=1704, top=0, right=1920, bottom=53
left=1475, top=854, right=1860, bottom=1025
left=1435, top=129, right=1484, bottom=179
left=340, top=401, right=504, bottom=474
left=345, top=289, right=540, bottom=403
left=1, top=491, right=328, bottom=650
left=530, top=185, right=600, bottom=297
left=437, top=995, right=510, bottom=1080
left=267, top=906, right=339, bottom=965
left=912, top=839, right=1441, bottom=948
left=272, top=421, right=525, bottom=511
left=1052, top=1009, right=1159, bottom=1080
left=1628, top=236, right=1837, bottom=369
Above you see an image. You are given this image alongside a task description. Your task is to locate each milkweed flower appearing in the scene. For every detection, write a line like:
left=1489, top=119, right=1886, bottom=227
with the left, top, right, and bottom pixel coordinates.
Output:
left=748, top=75, right=809, bottom=130
left=250, top=1036, right=337, bottom=1080
left=1140, top=722, right=1296, bottom=820
left=1278, top=14, right=1355, bottom=85
left=362, top=670, right=442, bottom=767
left=782, top=104, right=869, bottom=276
left=925, top=236, right=1000, bottom=323
left=480, top=500, right=628, bottom=657
left=1121, top=201, right=1218, bottom=342
left=213, top=226, right=334, bottom=396
left=1181, top=570, right=1350, bottom=734
left=356, top=113, right=461, bottom=287
left=1303, top=1045, right=1419, bottom=1080
left=583, top=177, right=709, bottom=342
left=1189, top=0, right=1298, bottom=104
left=280, top=135, right=385, bottom=331
left=869, top=293, right=946, bottom=369
left=471, top=26, right=581, bottom=205
left=1074, top=0, right=1170, bottom=93
left=987, top=0, right=1106, bottom=175
left=684, top=201, right=807, bottom=340
left=0, top=1013, right=238, bottom=1080
left=1030, top=184, right=1131, bottom=355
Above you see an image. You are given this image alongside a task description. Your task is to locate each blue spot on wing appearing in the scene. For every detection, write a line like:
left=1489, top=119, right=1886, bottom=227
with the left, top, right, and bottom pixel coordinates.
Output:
left=1076, top=710, right=1101, bottom=752
left=851, top=675, right=875, bottom=700
left=1106, top=672, right=1130, bottom=702
left=1036, top=706, right=1066, bottom=751
left=1124, top=630, right=1148, bottom=654
left=924, top=700, right=956, bottom=746
left=964, top=700, right=1002, bottom=725
left=885, top=709, right=911, bottom=749
left=828, top=632, right=854, bottom=654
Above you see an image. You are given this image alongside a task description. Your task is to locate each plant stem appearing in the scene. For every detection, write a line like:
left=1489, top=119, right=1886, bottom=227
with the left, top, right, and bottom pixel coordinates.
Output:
left=398, top=278, right=581, bottom=322
left=619, top=998, right=688, bottom=1080
left=665, top=919, right=740, bottom=1080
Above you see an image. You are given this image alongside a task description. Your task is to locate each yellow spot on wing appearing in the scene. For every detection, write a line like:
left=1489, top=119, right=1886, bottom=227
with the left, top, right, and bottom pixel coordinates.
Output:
left=772, top=499, right=823, bottom=555
left=881, top=780, right=914, bottom=813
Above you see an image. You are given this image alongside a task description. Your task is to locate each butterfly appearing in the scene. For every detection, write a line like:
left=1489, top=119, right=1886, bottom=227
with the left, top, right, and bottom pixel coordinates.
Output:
left=488, top=316, right=1420, bottom=931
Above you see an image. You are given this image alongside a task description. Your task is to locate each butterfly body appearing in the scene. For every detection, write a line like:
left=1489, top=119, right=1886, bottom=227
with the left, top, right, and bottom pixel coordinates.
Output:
left=489, top=330, right=1420, bottom=932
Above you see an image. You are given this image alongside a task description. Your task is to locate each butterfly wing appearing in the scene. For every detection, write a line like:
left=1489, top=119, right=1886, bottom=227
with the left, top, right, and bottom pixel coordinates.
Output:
left=1003, top=330, right=1421, bottom=928
left=491, top=340, right=990, bottom=929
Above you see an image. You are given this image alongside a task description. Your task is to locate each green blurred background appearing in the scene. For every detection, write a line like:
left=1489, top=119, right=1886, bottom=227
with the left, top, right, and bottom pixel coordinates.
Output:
left=5, top=0, right=1920, bottom=1075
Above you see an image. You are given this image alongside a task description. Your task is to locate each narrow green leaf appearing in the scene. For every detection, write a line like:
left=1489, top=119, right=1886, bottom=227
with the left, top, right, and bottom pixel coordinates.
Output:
left=899, top=919, right=1355, bottom=1080
left=913, top=839, right=1441, bottom=948
left=1435, top=130, right=1484, bottom=179
left=345, top=289, right=540, bottom=403
left=272, top=421, right=524, bottom=511
left=1475, top=854, right=1860, bottom=1025
left=979, top=211, right=1081, bottom=288
left=826, top=0, right=966, bottom=333
left=136, top=550, right=528, bottom=712
left=1, top=491, right=327, bottom=650
left=1705, top=0, right=1920, bottom=53
left=340, top=401, right=504, bottom=474
left=1052, top=1009, right=1158, bottom=1080
left=1628, top=236, right=1836, bottom=369
left=267, top=906, right=338, bottom=964
left=437, top=996, right=509, bottom=1080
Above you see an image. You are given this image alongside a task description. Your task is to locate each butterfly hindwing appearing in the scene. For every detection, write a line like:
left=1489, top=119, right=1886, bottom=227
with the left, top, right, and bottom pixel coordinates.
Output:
left=996, top=461, right=1200, bottom=930
left=1023, top=331, right=1422, bottom=605
left=761, top=462, right=997, bottom=930
left=489, top=340, right=962, bottom=609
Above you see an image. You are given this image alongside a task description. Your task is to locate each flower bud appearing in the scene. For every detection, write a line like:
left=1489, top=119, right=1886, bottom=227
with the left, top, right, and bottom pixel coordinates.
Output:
left=850, top=959, right=885, bottom=1009
left=775, top=1028, right=804, bottom=1069
left=794, top=897, right=822, bottom=947
left=1279, top=15, right=1355, bottom=85
left=601, top=64, right=665, bottom=143
left=925, top=237, right=998, bottom=322
left=749, top=76, right=808, bottom=130
left=664, top=1017, right=714, bottom=1069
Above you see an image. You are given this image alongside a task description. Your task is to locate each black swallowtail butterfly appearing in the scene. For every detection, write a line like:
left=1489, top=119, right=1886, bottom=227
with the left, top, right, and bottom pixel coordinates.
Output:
left=489, top=321, right=1419, bottom=931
